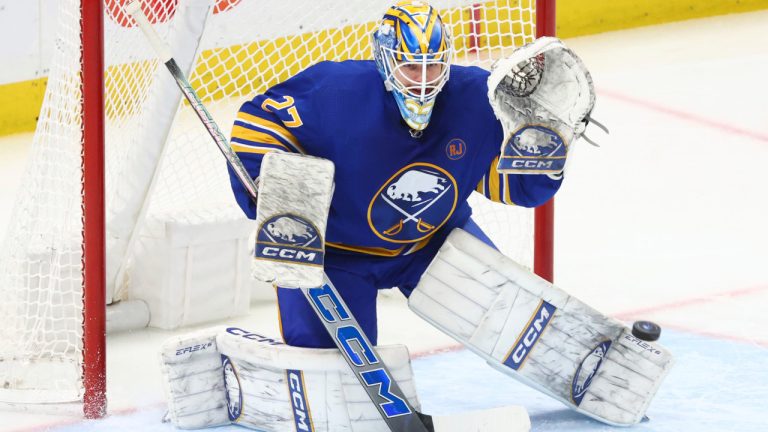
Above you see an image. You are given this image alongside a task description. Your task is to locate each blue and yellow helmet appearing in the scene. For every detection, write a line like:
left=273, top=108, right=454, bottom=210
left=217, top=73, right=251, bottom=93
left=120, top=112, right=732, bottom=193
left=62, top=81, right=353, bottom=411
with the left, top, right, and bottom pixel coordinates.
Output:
left=372, top=1, right=452, bottom=133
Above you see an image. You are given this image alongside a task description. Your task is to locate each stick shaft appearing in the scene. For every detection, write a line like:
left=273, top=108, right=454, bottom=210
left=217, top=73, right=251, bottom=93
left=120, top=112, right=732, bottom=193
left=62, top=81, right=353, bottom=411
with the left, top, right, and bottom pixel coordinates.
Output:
left=125, top=0, right=257, bottom=200
left=302, top=280, right=432, bottom=432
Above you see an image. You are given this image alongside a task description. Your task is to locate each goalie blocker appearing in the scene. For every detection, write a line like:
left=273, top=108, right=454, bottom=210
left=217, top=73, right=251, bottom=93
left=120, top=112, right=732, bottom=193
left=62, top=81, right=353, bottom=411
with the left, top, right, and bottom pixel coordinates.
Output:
left=408, top=229, right=674, bottom=426
left=253, top=151, right=335, bottom=288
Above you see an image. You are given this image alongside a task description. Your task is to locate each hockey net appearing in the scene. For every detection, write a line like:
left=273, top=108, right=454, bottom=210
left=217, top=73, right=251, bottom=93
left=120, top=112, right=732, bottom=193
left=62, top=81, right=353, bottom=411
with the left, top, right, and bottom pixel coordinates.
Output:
left=0, top=0, right=551, bottom=413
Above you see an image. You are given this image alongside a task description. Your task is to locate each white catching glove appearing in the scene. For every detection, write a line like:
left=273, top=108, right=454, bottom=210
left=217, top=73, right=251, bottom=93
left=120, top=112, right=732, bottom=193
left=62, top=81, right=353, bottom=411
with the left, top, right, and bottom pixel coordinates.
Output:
left=488, top=37, right=597, bottom=175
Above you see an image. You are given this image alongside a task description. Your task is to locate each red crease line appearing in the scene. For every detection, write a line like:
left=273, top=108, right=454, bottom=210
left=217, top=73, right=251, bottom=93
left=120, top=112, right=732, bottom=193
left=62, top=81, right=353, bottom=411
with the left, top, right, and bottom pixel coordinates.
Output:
left=613, top=285, right=768, bottom=318
left=598, top=88, right=768, bottom=143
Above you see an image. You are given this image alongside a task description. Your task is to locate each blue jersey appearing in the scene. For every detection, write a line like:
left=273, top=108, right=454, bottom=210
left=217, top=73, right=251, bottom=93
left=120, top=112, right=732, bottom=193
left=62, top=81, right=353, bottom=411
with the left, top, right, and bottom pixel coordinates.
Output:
left=229, top=60, right=561, bottom=257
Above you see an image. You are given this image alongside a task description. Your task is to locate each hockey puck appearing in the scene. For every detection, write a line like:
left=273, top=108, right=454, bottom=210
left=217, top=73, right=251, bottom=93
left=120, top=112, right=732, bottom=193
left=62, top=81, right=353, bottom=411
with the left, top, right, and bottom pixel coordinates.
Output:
left=632, top=320, right=661, bottom=342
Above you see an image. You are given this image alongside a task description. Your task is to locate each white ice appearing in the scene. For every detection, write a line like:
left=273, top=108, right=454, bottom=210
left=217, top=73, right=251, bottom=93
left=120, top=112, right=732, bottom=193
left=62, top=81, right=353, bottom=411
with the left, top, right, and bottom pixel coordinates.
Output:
left=1, top=9, right=767, bottom=432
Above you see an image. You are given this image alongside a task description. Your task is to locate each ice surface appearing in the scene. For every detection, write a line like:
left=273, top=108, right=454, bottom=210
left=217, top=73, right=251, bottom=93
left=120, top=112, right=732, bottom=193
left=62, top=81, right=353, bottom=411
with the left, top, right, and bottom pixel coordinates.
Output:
left=27, top=329, right=768, bottom=432
left=414, top=330, right=768, bottom=432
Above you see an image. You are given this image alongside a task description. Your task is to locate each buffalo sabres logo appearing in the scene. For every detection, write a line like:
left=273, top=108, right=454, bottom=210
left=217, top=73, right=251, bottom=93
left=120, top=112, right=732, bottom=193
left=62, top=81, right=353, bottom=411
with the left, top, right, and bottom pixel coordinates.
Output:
left=368, top=163, right=457, bottom=243
left=255, top=214, right=324, bottom=266
left=571, top=340, right=612, bottom=406
left=498, top=125, right=567, bottom=172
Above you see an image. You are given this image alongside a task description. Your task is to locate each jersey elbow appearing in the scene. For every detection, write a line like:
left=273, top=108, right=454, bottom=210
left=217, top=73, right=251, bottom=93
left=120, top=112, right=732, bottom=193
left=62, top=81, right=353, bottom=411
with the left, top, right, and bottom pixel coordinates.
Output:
left=513, top=175, right=562, bottom=208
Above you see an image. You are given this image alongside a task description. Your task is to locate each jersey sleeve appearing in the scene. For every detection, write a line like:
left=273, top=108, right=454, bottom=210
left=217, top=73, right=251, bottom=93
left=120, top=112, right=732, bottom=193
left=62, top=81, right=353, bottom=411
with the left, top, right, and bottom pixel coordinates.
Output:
left=228, top=84, right=311, bottom=218
left=453, top=65, right=562, bottom=209
left=474, top=155, right=563, bottom=208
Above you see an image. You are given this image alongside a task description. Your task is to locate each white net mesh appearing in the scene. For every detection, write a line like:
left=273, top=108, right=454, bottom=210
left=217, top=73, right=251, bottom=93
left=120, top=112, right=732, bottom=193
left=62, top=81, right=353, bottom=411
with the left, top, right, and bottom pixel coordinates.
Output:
left=0, top=0, right=540, bottom=405
left=0, top=0, right=86, bottom=404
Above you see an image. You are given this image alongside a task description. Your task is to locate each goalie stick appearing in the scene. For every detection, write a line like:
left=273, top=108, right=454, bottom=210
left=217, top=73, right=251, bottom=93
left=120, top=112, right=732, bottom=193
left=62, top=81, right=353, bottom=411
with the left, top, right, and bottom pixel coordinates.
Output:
left=124, top=3, right=530, bottom=431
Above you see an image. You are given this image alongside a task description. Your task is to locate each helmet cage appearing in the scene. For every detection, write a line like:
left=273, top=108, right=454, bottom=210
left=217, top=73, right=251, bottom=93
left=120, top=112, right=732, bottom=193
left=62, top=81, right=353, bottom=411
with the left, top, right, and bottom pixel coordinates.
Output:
left=377, top=45, right=452, bottom=104
left=372, top=14, right=453, bottom=132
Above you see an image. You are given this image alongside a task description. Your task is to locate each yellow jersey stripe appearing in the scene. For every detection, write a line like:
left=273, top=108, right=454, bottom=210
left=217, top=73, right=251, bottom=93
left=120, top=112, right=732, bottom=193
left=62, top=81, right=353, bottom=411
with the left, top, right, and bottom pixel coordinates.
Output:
left=231, top=125, right=291, bottom=151
left=236, top=112, right=305, bottom=153
left=488, top=156, right=501, bottom=202
left=327, top=242, right=407, bottom=257
left=231, top=143, right=282, bottom=155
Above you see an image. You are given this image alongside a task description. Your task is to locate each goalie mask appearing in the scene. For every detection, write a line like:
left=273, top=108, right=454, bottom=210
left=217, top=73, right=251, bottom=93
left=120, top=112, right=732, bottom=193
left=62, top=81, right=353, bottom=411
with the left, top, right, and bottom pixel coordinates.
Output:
left=372, top=1, right=452, bottom=133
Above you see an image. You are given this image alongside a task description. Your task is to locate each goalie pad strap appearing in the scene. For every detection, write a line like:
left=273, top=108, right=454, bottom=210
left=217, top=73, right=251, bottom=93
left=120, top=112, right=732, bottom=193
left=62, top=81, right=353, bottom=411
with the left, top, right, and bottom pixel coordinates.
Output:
left=160, top=327, right=419, bottom=431
left=408, top=229, right=673, bottom=426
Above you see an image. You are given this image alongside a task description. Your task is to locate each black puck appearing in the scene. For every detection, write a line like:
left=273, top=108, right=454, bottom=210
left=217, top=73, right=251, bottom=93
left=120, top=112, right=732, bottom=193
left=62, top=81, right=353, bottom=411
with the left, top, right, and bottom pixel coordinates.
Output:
left=632, top=320, right=661, bottom=342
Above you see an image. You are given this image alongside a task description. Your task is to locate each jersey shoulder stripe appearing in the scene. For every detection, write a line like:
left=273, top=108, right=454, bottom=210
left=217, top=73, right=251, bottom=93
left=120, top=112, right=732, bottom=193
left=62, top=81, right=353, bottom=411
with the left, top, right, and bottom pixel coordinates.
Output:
left=231, top=140, right=287, bottom=155
left=235, top=111, right=305, bottom=154
left=231, top=125, right=291, bottom=152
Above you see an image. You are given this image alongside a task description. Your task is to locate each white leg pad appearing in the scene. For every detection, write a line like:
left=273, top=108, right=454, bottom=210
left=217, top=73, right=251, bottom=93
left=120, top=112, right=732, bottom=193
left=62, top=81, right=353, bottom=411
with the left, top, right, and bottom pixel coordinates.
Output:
left=160, top=327, right=230, bottom=429
left=217, top=328, right=419, bottom=432
left=408, top=228, right=674, bottom=426
left=160, top=326, right=420, bottom=431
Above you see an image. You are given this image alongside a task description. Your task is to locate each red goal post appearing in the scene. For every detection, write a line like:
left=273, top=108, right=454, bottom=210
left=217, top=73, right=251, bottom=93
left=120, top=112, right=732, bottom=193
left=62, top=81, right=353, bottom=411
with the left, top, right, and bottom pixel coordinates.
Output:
left=534, top=0, right=556, bottom=282
left=81, top=0, right=107, bottom=419
left=0, top=0, right=556, bottom=418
